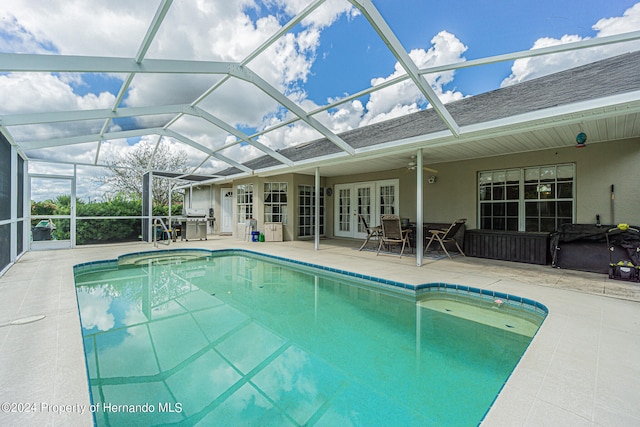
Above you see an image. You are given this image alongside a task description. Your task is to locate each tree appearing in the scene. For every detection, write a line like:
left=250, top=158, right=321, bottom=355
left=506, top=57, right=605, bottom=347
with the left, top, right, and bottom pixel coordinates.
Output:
left=100, top=140, right=188, bottom=206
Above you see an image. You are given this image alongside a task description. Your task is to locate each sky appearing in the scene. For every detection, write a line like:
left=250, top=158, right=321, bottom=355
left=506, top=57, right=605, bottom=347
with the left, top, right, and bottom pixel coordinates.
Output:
left=1, top=0, right=639, bottom=201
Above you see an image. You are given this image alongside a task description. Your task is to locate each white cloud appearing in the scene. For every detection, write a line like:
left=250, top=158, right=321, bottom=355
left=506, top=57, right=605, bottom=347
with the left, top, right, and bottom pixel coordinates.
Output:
left=0, top=73, right=116, bottom=114
left=76, top=287, right=115, bottom=331
left=501, top=2, right=640, bottom=87
left=314, top=30, right=468, bottom=129
left=0, top=0, right=157, bottom=56
left=252, top=29, right=468, bottom=142
left=594, top=3, right=640, bottom=35
left=301, top=0, right=360, bottom=29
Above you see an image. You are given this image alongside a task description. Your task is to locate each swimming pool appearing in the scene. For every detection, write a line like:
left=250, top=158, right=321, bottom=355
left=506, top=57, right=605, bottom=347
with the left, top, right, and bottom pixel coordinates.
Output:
left=74, top=249, right=547, bottom=426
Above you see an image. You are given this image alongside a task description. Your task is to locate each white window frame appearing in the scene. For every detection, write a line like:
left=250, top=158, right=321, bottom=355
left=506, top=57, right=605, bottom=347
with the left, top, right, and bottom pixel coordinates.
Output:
left=264, top=182, right=287, bottom=224
left=334, top=179, right=399, bottom=238
left=235, top=183, right=253, bottom=223
left=478, top=163, right=575, bottom=232
left=298, top=185, right=324, bottom=237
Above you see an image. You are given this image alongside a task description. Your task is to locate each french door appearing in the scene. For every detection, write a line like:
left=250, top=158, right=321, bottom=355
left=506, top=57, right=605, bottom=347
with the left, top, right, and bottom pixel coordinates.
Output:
left=334, top=179, right=398, bottom=239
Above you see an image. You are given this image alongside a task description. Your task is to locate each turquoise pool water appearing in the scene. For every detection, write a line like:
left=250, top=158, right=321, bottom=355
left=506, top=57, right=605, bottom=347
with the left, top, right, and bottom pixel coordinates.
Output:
left=74, top=249, right=546, bottom=426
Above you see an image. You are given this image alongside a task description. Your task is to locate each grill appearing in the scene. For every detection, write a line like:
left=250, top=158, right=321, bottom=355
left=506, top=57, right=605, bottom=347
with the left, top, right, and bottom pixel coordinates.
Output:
left=179, top=208, right=208, bottom=241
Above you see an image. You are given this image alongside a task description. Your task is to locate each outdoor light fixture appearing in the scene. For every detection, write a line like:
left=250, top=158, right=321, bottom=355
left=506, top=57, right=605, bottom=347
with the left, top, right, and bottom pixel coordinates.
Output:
left=575, top=132, right=587, bottom=148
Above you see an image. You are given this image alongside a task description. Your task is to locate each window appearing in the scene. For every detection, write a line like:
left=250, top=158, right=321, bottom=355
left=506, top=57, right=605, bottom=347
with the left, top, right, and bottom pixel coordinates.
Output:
left=337, top=187, right=351, bottom=232
left=479, top=164, right=574, bottom=232
left=236, top=184, right=253, bottom=223
left=479, top=169, right=521, bottom=231
left=524, top=165, right=574, bottom=232
left=378, top=184, right=396, bottom=215
left=298, top=185, right=324, bottom=237
left=264, top=182, right=287, bottom=224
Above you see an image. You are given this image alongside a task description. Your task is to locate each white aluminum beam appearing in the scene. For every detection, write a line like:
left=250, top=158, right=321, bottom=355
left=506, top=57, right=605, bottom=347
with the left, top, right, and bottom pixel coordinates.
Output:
left=161, top=0, right=327, bottom=147
left=136, top=0, right=173, bottom=62
left=315, top=167, right=320, bottom=251
left=1, top=104, right=188, bottom=126
left=97, top=0, right=174, bottom=166
left=162, top=129, right=253, bottom=174
left=419, top=30, right=640, bottom=76
left=229, top=64, right=356, bottom=155
left=161, top=129, right=215, bottom=155
left=241, top=0, right=326, bottom=66
left=5, top=103, right=292, bottom=168
left=210, top=152, right=252, bottom=174
left=147, top=134, right=164, bottom=171
left=189, top=106, right=294, bottom=166
left=349, top=0, right=460, bottom=137
left=21, top=127, right=167, bottom=150
left=0, top=53, right=234, bottom=74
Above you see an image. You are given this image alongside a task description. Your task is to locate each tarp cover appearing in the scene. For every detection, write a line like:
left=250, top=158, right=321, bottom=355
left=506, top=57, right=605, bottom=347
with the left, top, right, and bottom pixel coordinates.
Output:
left=550, top=224, right=640, bottom=273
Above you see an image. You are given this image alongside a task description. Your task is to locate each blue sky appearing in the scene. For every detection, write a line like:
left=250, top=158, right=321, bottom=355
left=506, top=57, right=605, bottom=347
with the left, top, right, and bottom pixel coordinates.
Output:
left=304, top=0, right=640, bottom=102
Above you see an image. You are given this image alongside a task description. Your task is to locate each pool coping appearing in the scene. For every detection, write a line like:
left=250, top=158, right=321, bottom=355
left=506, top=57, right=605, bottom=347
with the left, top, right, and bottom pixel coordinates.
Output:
left=74, top=247, right=549, bottom=317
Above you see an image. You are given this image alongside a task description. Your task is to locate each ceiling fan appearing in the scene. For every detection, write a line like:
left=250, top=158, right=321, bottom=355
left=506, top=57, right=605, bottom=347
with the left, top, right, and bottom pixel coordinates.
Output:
left=406, top=156, right=438, bottom=174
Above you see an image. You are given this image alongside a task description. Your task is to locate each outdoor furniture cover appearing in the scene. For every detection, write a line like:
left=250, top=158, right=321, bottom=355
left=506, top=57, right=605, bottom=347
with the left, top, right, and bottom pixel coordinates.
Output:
left=550, top=223, right=640, bottom=274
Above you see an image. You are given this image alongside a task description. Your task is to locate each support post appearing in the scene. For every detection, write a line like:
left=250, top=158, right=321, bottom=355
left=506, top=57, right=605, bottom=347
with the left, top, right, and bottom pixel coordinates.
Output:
left=168, top=184, right=172, bottom=236
left=10, top=145, right=17, bottom=262
left=315, top=167, right=320, bottom=251
left=416, top=148, right=424, bottom=266
left=71, top=165, right=77, bottom=248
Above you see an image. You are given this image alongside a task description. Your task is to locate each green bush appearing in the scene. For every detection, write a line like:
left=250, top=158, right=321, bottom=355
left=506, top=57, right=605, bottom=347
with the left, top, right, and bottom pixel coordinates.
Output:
left=31, top=196, right=183, bottom=244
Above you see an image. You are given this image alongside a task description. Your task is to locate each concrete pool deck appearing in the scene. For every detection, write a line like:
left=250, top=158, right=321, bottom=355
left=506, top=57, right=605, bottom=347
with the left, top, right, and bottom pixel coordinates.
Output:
left=1, top=236, right=639, bottom=426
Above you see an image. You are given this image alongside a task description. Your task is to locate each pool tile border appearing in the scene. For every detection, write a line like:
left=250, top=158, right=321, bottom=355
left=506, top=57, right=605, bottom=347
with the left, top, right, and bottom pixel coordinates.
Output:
left=73, top=248, right=548, bottom=316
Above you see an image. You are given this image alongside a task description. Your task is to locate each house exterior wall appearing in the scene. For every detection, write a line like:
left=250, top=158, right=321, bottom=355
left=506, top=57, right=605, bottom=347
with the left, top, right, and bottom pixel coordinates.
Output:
left=196, top=174, right=328, bottom=241
left=322, top=137, right=639, bottom=237
left=415, top=137, right=640, bottom=229
left=196, top=136, right=639, bottom=241
left=324, top=169, right=403, bottom=238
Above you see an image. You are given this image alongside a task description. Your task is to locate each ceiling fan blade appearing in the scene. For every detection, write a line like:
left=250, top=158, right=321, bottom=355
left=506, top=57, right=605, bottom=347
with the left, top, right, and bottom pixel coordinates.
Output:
left=423, top=166, right=438, bottom=174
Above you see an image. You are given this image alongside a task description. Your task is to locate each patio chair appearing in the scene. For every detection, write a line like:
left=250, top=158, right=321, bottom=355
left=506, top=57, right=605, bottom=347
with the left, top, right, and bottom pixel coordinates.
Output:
left=377, top=214, right=411, bottom=258
left=424, top=219, right=466, bottom=259
left=358, top=214, right=382, bottom=251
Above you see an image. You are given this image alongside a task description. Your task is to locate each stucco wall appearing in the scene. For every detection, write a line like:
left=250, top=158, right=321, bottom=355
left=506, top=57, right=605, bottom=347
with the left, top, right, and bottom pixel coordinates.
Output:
left=195, top=137, right=639, bottom=240
left=416, top=137, right=640, bottom=228
left=322, top=137, right=639, bottom=236
left=203, top=174, right=328, bottom=241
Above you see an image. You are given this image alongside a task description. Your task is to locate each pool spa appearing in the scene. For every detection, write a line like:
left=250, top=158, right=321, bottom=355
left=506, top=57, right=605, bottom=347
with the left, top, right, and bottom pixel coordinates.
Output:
left=74, top=249, right=547, bottom=426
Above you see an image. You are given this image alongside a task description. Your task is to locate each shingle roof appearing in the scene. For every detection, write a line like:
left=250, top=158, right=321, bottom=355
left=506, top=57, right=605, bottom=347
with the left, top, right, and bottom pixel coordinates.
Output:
left=215, top=50, right=640, bottom=176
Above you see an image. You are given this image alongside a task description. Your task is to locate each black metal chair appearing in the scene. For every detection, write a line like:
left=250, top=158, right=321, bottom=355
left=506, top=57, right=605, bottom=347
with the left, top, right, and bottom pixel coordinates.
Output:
left=424, top=219, right=466, bottom=259
left=357, top=214, right=382, bottom=251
